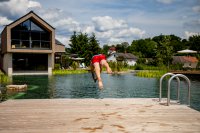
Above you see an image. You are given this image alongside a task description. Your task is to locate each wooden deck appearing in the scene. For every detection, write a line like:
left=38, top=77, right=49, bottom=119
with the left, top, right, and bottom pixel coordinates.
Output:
left=0, top=98, right=200, bottom=133
left=169, top=70, right=200, bottom=75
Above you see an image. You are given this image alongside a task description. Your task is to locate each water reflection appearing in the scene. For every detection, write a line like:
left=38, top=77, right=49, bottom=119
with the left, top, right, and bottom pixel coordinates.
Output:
left=12, top=75, right=51, bottom=99
left=11, top=73, right=200, bottom=111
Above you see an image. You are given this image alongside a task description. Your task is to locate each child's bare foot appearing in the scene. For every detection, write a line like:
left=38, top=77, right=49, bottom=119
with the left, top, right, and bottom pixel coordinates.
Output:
left=98, top=81, right=103, bottom=89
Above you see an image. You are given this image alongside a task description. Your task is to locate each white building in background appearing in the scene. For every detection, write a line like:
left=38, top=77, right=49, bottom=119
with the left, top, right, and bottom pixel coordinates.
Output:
left=107, top=53, right=138, bottom=66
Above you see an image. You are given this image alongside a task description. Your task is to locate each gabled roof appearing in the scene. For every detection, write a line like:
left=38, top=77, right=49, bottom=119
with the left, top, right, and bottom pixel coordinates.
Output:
left=173, top=56, right=198, bottom=63
left=4, top=11, right=55, bottom=30
left=116, top=53, right=138, bottom=59
left=55, top=39, right=65, bottom=46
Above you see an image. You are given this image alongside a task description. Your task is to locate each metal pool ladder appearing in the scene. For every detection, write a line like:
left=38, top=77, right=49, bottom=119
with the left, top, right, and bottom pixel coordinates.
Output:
left=159, top=73, right=191, bottom=106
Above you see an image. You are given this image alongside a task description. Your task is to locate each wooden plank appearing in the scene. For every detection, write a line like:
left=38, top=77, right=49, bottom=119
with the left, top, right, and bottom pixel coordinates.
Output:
left=170, top=70, right=200, bottom=74
left=0, top=98, right=199, bottom=133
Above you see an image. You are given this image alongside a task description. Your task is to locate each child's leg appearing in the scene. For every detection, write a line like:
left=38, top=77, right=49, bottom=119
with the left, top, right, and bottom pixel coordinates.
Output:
left=93, top=63, right=103, bottom=88
left=100, top=60, right=112, bottom=74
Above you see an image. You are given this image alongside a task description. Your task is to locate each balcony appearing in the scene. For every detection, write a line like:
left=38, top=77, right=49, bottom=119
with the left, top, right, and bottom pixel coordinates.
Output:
left=11, top=39, right=51, bottom=50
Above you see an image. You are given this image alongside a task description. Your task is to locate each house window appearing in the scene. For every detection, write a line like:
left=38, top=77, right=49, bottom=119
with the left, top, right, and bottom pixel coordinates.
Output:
left=11, top=18, right=51, bottom=49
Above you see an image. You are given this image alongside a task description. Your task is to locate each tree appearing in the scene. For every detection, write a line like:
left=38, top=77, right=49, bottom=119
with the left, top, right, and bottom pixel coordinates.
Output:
left=121, top=42, right=129, bottom=52
left=182, top=39, right=189, bottom=49
left=153, top=35, right=173, bottom=67
left=69, top=31, right=78, bottom=54
left=189, top=35, right=200, bottom=53
left=76, top=32, right=89, bottom=57
left=102, top=44, right=110, bottom=56
left=115, top=42, right=129, bottom=53
left=169, top=35, right=184, bottom=53
left=130, top=38, right=156, bottom=58
left=86, top=33, right=101, bottom=65
left=69, top=32, right=101, bottom=66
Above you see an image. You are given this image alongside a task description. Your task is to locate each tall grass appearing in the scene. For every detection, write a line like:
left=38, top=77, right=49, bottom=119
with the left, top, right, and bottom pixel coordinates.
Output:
left=108, top=61, right=129, bottom=72
left=136, top=70, right=167, bottom=78
left=0, top=71, right=11, bottom=84
left=53, top=69, right=88, bottom=75
left=134, top=64, right=167, bottom=70
left=0, top=71, right=11, bottom=101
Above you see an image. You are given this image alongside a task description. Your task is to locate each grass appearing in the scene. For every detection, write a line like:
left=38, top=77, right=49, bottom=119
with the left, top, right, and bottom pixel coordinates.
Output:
left=134, top=64, right=168, bottom=70
left=136, top=70, right=167, bottom=78
left=53, top=69, right=89, bottom=75
left=0, top=71, right=11, bottom=84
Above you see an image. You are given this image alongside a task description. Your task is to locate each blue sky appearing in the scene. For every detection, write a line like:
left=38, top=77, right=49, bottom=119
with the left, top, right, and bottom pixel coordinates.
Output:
left=0, top=0, right=200, bottom=47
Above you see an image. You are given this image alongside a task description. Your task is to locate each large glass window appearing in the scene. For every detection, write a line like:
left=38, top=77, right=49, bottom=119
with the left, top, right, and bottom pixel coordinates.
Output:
left=31, top=21, right=43, bottom=31
left=21, top=31, right=29, bottom=40
left=11, top=18, right=51, bottom=49
left=31, top=32, right=40, bottom=40
left=41, top=32, right=50, bottom=41
left=13, top=53, right=48, bottom=71
left=22, top=20, right=30, bottom=30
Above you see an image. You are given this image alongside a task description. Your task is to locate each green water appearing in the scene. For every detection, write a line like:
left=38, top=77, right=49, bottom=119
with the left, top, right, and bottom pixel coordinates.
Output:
left=7, top=73, right=200, bottom=111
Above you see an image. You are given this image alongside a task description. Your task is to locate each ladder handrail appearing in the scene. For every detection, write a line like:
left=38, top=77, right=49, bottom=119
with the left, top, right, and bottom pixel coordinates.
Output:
left=167, top=74, right=191, bottom=106
left=159, top=73, right=180, bottom=102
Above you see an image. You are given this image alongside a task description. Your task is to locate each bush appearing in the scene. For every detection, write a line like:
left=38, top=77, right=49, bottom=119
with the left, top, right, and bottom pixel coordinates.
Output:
left=0, top=87, right=8, bottom=101
left=134, top=64, right=144, bottom=70
left=0, top=73, right=11, bottom=84
left=71, top=61, right=78, bottom=70
left=117, top=62, right=123, bottom=72
left=54, top=64, right=61, bottom=70
left=136, top=58, right=146, bottom=64
left=170, top=64, right=183, bottom=70
left=109, top=62, right=117, bottom=72
left=108, top=61, right=125, bottom=72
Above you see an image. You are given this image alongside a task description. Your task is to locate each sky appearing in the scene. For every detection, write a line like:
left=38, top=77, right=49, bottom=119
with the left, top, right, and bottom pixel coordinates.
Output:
left=0, top=0, right=200, bottom=47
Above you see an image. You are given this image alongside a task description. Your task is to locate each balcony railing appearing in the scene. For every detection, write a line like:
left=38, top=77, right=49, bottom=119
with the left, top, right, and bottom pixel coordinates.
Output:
left=11, top=39, right=51, bottom=49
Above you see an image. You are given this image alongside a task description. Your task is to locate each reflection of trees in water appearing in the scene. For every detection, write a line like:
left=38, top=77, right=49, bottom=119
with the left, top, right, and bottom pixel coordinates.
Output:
left=11, top=75, right=50, bottom=99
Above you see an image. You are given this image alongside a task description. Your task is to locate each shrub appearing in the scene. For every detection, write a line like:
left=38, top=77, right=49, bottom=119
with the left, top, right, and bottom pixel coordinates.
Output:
left=54, top=64, right=61, bottom=70
left=134, top=64, right=144, bottom=70
left=71, top=61, right=78, bottom=70
left=0, top=87, right=8, bottom=101
left=108, top=61, right=124, bottom=72
left=170, top=63, right=183, bottom=70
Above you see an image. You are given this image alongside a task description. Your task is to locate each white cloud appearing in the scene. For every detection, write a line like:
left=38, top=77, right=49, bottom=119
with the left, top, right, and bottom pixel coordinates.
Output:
left=28, top=0, right=42, bottom=8
left=39, top=8, right=61, bottom=21
left=92, top=16, right=127, bottom=31
left=156, top=0, right=174, bottom=4
left=90, top=16, right=145, bottom=44
left=0, top=16, right=12, bottom=25
left=192, top=6, right=200, bottom=13
left=96, top=30, right=114, bottom=39
left=184, top=31, right=199, bottom=39
left=117, top=28, right=145, bottom=38
left=82, top=25, right=95, bottom=34
left=36, top=9, right=81, bottom=33
left=53, top=18, right=80, bottom=32
left=109, top=37, right=123, bottom=43
left=0, top=0, right=41, bottom=17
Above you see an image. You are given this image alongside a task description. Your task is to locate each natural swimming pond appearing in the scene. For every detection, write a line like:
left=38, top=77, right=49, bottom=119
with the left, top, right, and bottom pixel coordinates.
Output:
left=9, top=73, right=200, bottom=111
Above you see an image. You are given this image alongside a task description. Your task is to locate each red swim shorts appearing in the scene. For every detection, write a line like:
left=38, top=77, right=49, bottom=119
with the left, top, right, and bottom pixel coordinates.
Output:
left=91, top=54, right=106, bottom=64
